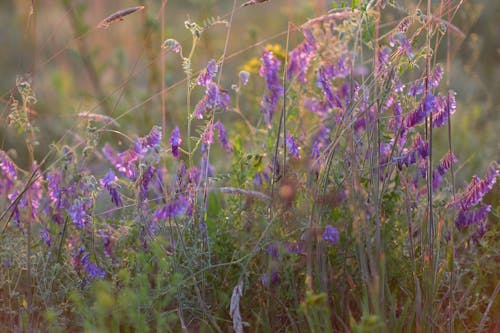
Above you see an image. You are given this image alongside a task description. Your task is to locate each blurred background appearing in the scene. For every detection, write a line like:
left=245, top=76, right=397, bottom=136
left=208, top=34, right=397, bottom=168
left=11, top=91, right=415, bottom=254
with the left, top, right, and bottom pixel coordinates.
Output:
left=0, top=0, right=498, bottom=184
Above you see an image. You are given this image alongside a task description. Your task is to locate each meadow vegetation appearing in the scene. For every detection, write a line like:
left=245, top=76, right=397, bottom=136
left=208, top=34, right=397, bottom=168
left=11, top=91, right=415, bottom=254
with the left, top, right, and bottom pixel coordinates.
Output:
left=0, top=0, right=498, bottom=332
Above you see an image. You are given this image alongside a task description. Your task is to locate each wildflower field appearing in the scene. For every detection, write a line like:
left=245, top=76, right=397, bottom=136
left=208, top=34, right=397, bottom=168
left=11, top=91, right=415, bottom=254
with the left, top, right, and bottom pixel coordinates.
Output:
left=0, top=0, right=498, bottom=332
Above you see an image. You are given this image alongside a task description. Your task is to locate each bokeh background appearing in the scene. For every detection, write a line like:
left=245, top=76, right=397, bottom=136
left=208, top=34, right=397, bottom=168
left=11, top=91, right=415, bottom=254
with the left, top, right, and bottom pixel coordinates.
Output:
left=0, top=0, right=498, bottom=185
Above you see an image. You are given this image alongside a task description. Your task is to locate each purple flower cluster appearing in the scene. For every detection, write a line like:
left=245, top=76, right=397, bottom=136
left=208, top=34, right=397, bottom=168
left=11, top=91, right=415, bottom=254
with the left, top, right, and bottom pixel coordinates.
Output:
left=288, top=28, right=316, bottom=83
left=100, top=169, right=123, bottom=207
left=450, top=164, right=498, bottom=236
left=103, top=126, right=162, bottom=180
left=404, top=93, right=437, bottom=129
left=0, top=150, right=17, bottom=196
left=72, top=246, right=105, bottom=280
left=432, top=151, right=458, bottom=190
left=214, top=121, right=231, bottom=152
left=316, top=56, right=351, bottom=110
left=450, top=164, right=498, bottom=212
left=395, top=133, right=429, bottom=172
left=153, top=196, right=189, bottom=221
left=285, top=134, right=300, bottom=159
left=170, top=126, right=182, bottom=159
left=323, top=225, right=340, bottom=246
left=389, top=33, right=414, bottom=59
left=432, top=91, right=457, bottom=128
left=194, top=60, right=230, bottom=119
left=259, top=49, right=283, bottom=127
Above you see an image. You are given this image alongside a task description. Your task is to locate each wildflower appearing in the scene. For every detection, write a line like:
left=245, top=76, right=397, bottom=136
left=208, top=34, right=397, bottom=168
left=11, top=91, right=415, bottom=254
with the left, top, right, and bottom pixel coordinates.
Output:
left=84, top=260, right=105, bottom=279
left=259, top=49, right=283, bottom=127
left=288, top=29, right=316, bottom=83
left=409, top=81, right=425, bottom=97
left=142, top=126, right=162, bottom=149
left=433, top=91, right=457, bottom=128
left=139, top=165, right=155, bottom=201
left=201, top=122, right=215, bottom=153
left=376, top=47, right=392, bottom=76
left=197, top=59, right=218, bottom=87
left=214, top=121, right=232, bottom=152
left=47, top=170, right=62, bottom=208
left=286, top=134, right=300, bottom=159
left=194, top=82, right=230, bottom=119
left=388, top=101, right=403, bottom=133
left=239, top=70, right=250, bottom=86
left=102, top=233, right=113, bottom=257
left=170, top=126, right=182, bottom=158
left=41, top=229, right=51, bottom=247
left=429, top=64, right=443, bottom=89
left=161, top=38, right=181, bottom=53
left=323, top=225, right=340, bottom=245
left=432, top=151, right=458, bottom=190
left=260, top=271, right=279, bottom=287
left=100, top=169, right=123, bottom=207
left=266, top=243, right=279, bottom=259
left=450, top=164, right=499, bottom=211
left=69, top=199, right=91, bottom=228
left=316, top=57, right=350, bottom=109
left=286, top=241, right=304, bottom=254
left=0, top=150, right=17, bottom=179
left=153, top=196, right=189, bottom=220
left=455, top=204, right=491, bottom=230
left=390, top=33, right=414, bottom=58
left=404, top=93, right=436, bottom=129
left=303, top=97, right=330, bottom=117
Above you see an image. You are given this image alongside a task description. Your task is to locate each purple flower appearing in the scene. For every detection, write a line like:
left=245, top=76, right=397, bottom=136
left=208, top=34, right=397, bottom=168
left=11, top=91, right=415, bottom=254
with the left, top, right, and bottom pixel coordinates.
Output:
left=0, top=150, right=17, bottom=195
left=323, top=225, right=340, bottom=245
left=450, top=164, right=499, bottom=211
left=201, top=123, right=215, bottom=153
left=433, top=90, right=456, bottom=128
left=376, top=47, right=392, bottom=76
left=197, top=59, right=218, bottom=87
left=102, top=233, right=113, bottom=257
left=193, top=82, right=231, bottom=119
left=47, top=170, right=62, bottom=208
left=432, top=151, right=458, bottom=190
left=303, top=97, right=330, bottom=117
left=41, top=229, right=51, bottom=247
left=142, top=126, right=162, bottom=149
left=214, top=121, right=232, bottom=152
left=429, top=64, right=443, bottom=89
left=139, top=165, right=155, bottom=201
left=153, top=196, right=189, bottom=220
left=0, top=150, right=17, bottom=179
left=161, top=38, right=181, bottom=53
left=288, top=29, right=316, bottom=83
left=286, top=134, right=300, bottom=159
left=100, top=169, right=123, bottom=207
left=84, top=260, right=105, bottom=279
left=404, top=93, right=437, bottom=129
left=259, top=49, right=283, bottom=127
left=286, top=241, right=304, bottom=254
left=266, top=243, right=279, bottom=259
left=409, top=81, right=425, bottom=97
left=388, top=101, right=403, bottom=133
left=390, top=33, right=414, bottom=58
left=260, top=271, right=279, bottom=287
left=455, top=204, right=491, bottom=230
left=317, top=63, right=345, bottom=109
left=239, top=70, right=249, bottom=86
left=69, top=199, right=91, bottom=228
left=170, top=126, right=182, bottom=159
left=395, top=133, right=429, bottom=170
